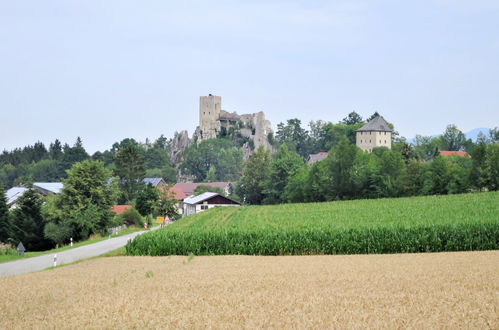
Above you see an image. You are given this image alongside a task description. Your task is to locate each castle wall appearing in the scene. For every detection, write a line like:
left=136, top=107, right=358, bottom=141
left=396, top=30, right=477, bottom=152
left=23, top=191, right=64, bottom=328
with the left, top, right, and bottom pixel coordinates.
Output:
left=195, top=95, right=274, bottom=154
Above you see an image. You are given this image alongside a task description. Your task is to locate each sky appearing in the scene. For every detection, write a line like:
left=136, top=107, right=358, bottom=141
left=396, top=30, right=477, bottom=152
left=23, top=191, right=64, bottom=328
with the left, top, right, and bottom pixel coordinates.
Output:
left=1, top=0, right=498, bottom=154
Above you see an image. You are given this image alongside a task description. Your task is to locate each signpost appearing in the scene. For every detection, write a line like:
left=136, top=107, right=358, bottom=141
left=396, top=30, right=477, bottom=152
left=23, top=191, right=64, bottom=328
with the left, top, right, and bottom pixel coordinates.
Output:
left=17, top=242, right=25, bottom=256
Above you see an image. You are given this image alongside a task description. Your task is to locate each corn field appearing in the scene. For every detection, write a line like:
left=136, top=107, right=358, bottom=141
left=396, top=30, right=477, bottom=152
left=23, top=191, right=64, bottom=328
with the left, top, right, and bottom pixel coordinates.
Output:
left=126, top=192, right=499, bottom=255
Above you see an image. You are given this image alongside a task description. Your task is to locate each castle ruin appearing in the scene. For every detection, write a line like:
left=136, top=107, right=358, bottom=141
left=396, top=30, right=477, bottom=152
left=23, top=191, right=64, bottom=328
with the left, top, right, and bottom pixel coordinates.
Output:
left=194, top=94, right=274, bottom=152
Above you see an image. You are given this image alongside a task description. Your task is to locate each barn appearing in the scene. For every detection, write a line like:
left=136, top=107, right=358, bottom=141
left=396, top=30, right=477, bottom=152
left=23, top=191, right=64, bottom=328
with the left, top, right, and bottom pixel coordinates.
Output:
left=182, top=192, right=240, bottom=217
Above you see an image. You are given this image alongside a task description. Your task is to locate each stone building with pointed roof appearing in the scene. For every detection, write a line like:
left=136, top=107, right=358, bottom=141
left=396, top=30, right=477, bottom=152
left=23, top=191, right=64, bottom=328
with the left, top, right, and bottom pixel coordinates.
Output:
left=356, top=115, right=393, bottom=152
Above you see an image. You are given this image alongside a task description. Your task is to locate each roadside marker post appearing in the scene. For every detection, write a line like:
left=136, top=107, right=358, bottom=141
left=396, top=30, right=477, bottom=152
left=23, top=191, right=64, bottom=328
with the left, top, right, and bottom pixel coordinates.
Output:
left=17, top=242, right=26, bottom=256
left=54, top=254, right=57, bottom=267
left=70, top=237, right=73, bottom=247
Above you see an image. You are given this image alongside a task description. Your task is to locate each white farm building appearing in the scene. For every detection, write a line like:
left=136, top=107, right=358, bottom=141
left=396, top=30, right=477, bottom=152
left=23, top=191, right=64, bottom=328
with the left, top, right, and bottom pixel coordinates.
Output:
left=182, top=192, right=240, bottom=217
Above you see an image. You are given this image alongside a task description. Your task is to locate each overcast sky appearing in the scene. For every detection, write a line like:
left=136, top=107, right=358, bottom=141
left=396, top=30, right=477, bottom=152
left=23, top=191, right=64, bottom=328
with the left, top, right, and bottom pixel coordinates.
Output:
left=1, top=0, right=498, bottom=153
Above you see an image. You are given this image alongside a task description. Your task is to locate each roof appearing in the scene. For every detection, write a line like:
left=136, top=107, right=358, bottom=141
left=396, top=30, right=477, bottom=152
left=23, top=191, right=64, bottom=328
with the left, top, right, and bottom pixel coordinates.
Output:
left=439, top=151, right=471, bottom=158
left=308, top=152, right=328, bottom=164
left=33, top=182, right=63, bottom=194
left=143, top=178, right=163, bottom=186
left=357, top=116, right=393, bottom=132
left=111, top=205, right=133, bottom=215
left=183, top=192, right=220, bottom=205
left=183, top=192, right=239, bottom=205
left=5, top=187, right=28, bottom=205
left=173, top=182, right=232, bottom=197
left=167, top=186, right=187, bottom=200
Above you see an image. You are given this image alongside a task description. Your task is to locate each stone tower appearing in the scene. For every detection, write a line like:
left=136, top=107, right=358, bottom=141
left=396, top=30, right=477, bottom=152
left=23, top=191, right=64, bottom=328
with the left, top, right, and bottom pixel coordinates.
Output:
left=198, top=94, right=222, bottom=140
left=356, top=115, right=393, bottom=152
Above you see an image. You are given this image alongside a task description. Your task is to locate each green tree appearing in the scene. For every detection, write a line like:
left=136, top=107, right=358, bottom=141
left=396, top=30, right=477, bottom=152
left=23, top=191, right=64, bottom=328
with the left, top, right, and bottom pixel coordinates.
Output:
left=375, top=150, right=407, bottom=197
left=49, top=139, right=63, bottom=160
left=429, top=156, right=451, bottom=194
left=237, top=147, right=272, bottom=205
left=325, top=137, right=358, bottom=200
left=114, top=144, right=146, bottom=202
left=263, top=145, right=304, bottom=204
left=145, top=164, right=177, bottom=184
left=155, top=190, right=180, bottom=220
left=470, top=141, right=488, bottom=190
left=489, top=127, right=499, bottom=143
left=45, top=160, right=117, bottom=240
left=11, top=189, right=51, bottom=251
left=43, top=222, right=72, bottom=247
left=193, top=184, right=225, bottom=196
left=181, top=139, right=242, bottom=181
left=341, top=111, right=364, bottom=125
left=440, top=124, right=466, bottom=151
left=144, top=148, right=170, bottom=169
left=0, top=186, right=13, bottom=243
left=483, top=144, right=499, bottom=191
left=413, top=135, right=439, bottom=161
left=275, top=119, right=310, bottom=158
left=206, top=165, right=217, bottom=182
left=304, top=160, right=330, bottom=202
left=135, top=184, right=159, bottom=217
left=61, top=138, right=90, bottom=171
left=284, top=166, right=309, bottom=203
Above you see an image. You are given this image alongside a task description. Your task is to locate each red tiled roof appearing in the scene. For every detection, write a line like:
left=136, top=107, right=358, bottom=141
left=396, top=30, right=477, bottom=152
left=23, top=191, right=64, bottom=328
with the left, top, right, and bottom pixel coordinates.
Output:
left=111, top=205, right=133, bottom=215
left=308, top=152, right=329, bottom=164
left=167, top=186, right=187, bottom=200
left=439, top=151, right=471, bottom=158
left=173, top=182, right=232, bottom=197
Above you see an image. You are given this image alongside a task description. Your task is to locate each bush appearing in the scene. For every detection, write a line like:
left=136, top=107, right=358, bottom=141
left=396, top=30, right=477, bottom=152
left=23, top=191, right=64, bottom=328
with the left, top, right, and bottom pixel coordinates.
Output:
left=117, top=208, right=144, bottom=227
left=0, top=243, right=16, bottom=256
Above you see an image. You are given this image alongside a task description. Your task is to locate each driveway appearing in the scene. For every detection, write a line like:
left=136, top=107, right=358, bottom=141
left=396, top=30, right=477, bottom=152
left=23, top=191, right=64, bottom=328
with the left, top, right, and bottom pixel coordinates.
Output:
left=0, top=227, right=158, bottom=278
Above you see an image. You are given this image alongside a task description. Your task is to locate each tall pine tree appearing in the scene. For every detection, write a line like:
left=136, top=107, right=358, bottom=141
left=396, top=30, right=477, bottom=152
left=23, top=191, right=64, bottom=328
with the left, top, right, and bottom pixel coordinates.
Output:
left=0, top=186, right=12, bottom=243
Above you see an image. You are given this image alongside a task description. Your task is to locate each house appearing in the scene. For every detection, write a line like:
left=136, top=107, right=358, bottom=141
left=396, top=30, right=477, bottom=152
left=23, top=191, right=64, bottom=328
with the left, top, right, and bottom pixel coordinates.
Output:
left=173, top=182, right=233, bottom=198
left=5, top=187, right=29, bottom=208
left=111, top=205, right=133, bottom=215
left=356, top=115, right=393, bottom=152
left=182, top=192, right=240, bottom=216
left=308, top=152, right=328, bottom=164
left=439, top=151, right=471, bottom=158
left=5, top=182, right=63, bottom=208
left=32, top=182, right=63, bottom=196
left=143, top=177, right=169, bottom=193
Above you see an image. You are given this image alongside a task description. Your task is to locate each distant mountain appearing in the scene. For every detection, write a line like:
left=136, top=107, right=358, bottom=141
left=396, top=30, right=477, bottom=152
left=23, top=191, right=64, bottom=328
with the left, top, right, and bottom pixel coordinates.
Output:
left=464, top=128, right=490, bottom=142
left=407, top=128, right=491, bottom=144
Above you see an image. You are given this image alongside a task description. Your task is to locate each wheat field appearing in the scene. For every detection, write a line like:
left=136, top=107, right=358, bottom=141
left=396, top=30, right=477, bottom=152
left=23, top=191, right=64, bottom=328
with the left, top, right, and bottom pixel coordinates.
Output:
left=1, top=251, right=498, bottom=329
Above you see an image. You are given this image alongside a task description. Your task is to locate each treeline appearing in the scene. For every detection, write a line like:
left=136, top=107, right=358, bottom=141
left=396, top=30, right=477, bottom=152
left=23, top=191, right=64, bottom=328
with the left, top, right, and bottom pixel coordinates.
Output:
left=0, top=135, right=176, bottom=190
left=0, top=136, right=183, bottom=251
left=237, top=138, right=499, bottom=205
left=0, top=158, right=180, bottom=251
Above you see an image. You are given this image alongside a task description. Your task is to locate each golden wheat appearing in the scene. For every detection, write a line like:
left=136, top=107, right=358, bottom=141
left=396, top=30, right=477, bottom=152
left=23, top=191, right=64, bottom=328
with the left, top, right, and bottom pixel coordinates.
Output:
left=0, top=251, right=498, bottom=329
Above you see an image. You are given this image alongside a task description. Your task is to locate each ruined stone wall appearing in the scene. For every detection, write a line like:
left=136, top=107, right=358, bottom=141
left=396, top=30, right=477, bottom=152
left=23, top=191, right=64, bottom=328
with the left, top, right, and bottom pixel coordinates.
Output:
left=199, top=95, right=222, bottom=140
left=194, top=95, right=274, bottom=158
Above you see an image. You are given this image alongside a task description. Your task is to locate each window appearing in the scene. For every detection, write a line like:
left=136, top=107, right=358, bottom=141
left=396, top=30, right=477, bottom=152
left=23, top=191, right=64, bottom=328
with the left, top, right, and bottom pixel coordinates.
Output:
left=384, top=132, right=386, bottom=135
left=361, top=140, right=363, bottom=143
left=379, top=140, right=381, bottom=144
left=370, top=140, right=371, bottom=143
left=201, top=205, right=209, bottom=210
left=385, top=140, right=387, bottom=144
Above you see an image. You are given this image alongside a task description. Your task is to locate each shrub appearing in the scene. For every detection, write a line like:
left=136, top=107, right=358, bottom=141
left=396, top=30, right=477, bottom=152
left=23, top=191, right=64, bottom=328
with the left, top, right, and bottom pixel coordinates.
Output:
left=117, top=208, right=144, bottom=227
left=0, top=243, right=16, bottom=256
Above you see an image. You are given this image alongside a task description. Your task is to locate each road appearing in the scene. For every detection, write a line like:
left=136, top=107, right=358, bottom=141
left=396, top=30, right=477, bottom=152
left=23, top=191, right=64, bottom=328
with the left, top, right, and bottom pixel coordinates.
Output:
left=0, top=228, right=157, bottom=278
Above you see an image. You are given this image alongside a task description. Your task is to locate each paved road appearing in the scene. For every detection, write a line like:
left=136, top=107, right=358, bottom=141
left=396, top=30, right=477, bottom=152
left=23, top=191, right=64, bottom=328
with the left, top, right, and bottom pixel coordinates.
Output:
left=0, top=228, right=158, bottom=278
